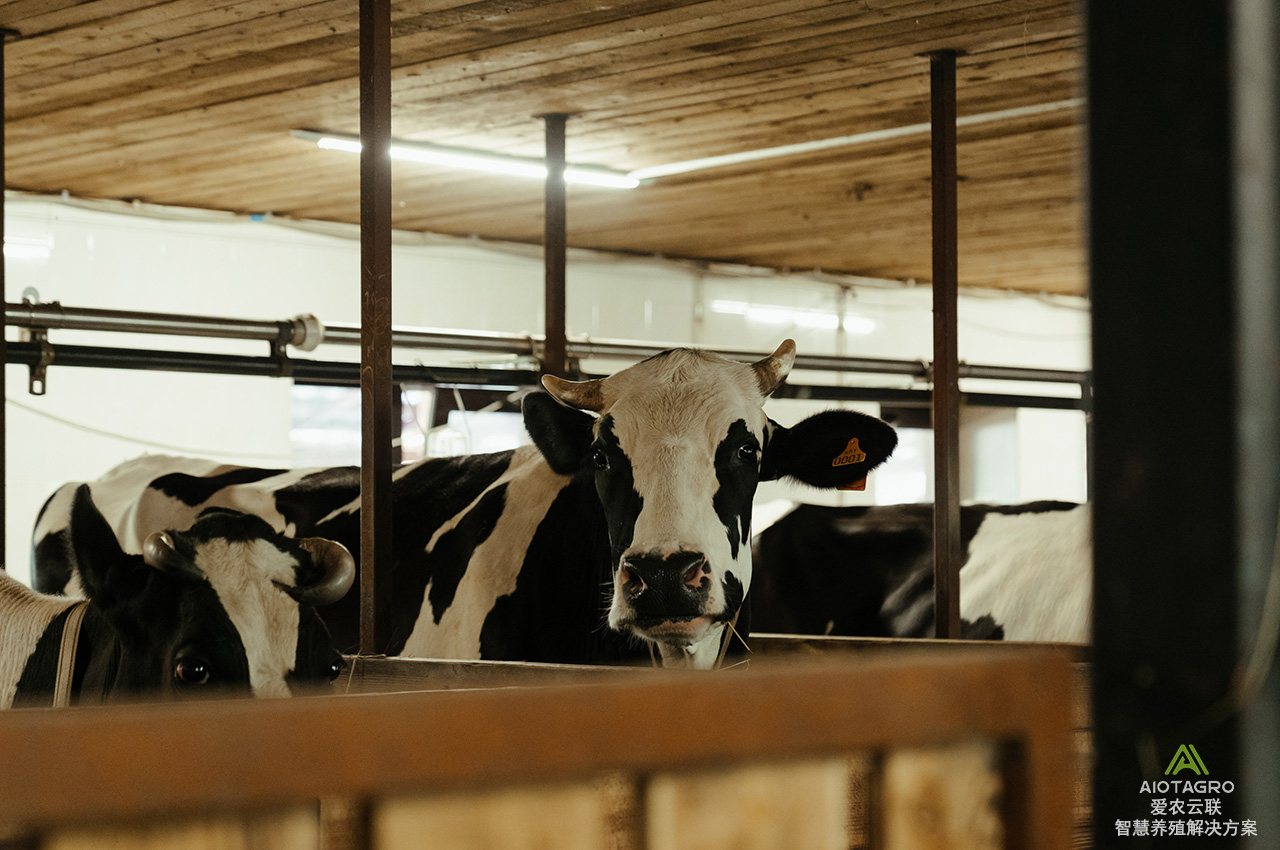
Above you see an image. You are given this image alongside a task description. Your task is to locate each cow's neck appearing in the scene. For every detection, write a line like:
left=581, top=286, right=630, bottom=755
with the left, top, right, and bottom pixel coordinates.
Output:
left=0, top=575, right=75, bottom=708
left=654, top=624, right=728, bottom=669
left=73, top=607, right=122, bottom=704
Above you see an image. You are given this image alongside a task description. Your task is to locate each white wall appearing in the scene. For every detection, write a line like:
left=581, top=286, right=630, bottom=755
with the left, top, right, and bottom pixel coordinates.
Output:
left=2, top=195, right=1091, bottom=584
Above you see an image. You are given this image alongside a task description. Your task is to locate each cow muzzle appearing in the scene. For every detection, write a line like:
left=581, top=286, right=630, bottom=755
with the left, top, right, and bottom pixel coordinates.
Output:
left=616, top=550, right=715, bottom=640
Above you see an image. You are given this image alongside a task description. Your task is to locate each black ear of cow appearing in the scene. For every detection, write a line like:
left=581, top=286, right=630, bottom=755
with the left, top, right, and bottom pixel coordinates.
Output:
left=763, top=410, right=898, bottom=488
left=522, top=391, right=596, bottom=475
left=68, top=484, right=142, bottom=603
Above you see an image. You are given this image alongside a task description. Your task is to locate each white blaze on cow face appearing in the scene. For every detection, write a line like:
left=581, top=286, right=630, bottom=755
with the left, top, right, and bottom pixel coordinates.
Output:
left=545, top=341, right=795, bottom=668
left=194, top=538, right=308, bottom=698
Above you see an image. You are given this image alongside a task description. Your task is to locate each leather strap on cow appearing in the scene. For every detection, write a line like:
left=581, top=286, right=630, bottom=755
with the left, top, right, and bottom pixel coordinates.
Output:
left=52, top=601, right=89, bottom=708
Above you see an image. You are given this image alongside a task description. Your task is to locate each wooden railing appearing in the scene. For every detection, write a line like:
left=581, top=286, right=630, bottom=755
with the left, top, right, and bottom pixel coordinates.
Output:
left=0, top=647, right=1075, bottom=850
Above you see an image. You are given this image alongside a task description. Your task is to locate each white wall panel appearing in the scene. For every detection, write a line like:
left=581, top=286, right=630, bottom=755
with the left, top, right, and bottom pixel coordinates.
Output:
left=2, top=196, right=1091, bottom=584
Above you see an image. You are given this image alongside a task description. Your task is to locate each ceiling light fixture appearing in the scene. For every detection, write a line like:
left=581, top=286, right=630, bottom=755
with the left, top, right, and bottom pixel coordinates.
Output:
left=294, top=98, right=1080, bottom=190
left=710, top=300, right=877, bottom=335
left=628, top=98, right=1084, bottom=180
left=290, top=129, right=640, bottom=189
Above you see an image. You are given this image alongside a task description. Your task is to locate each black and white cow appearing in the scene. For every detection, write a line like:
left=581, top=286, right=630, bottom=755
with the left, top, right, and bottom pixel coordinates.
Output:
left=750, top=500, right=1090, bottom=642
left=32, top=341, right=897, bottom=668
left=4, top=485, right=353, bottom=708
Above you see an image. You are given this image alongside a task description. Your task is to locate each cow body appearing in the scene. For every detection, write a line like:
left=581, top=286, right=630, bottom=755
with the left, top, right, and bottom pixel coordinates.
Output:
left=7, top=486, right=353, bottom=707
left=750, top=500, right=1090, bottom=642
left=34, top=342, right=898, bottom=669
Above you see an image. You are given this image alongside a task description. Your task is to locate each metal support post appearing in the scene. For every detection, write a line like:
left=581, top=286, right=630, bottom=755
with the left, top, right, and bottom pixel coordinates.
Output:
left=929, top=50, right=962, bottom=640
left=543, top=114, right=568, bottom=378
left=358, top=0, right=393, bottom=656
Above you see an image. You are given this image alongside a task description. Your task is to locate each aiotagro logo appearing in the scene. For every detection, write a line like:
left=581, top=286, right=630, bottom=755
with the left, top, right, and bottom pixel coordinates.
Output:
left=1115, top=744, right=1257, bottom=839
left=1165, top=744, right=1209, bottom=776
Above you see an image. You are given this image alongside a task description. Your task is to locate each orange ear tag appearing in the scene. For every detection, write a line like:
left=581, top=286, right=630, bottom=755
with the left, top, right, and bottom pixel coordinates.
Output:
left=831, top=438, right=867, bottom=467
left=838, top=478, right=867, bottom=492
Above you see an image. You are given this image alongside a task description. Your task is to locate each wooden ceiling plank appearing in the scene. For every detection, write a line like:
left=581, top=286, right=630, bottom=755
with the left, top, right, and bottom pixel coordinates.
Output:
left=3, top=0, right=318, bottom=78
left=5, top=45, right=1075, bottom=180
left=0, top=0, right=251, bottom=39
left=1, top=46, right=1072, bottom=173
left=0, top=0, right=1080, bottom=144
left=6, top=102, right=1077, bottom=213
left=7, top=0, right=1072, bottom=129
left=380, top=4, right=1074, bottom=115
left=120, top=114, right=1076, bottom=222
left=565, top=40, right=1078, bottom=131
left=612, top=198, right=1079, bottom=254
left=377, top=39, right=1074, bottom=164
left=4, top=0, right=696, bottom=100
left=2, top=0, right=612, bottom=77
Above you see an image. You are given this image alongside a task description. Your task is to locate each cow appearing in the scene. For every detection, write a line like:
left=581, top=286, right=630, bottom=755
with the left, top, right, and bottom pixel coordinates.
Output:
left=750, top=500, right=1090, bottom=642
left=4, top=485, right=354, bottom=708
left=32, top=341, right=898, bottom=669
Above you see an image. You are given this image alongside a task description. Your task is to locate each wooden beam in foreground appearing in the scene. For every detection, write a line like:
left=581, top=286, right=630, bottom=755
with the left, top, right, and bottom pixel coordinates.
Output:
left=0, top=649, right=1074, bottom=849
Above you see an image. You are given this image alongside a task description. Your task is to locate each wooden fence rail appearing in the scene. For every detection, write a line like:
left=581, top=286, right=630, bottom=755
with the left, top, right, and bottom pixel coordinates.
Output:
left=0, top=648, right=1075, bottom=850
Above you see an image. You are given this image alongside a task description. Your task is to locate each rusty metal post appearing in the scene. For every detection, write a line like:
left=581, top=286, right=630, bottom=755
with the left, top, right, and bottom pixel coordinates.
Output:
left=543, top=114, right=568, bottom=378
left=359, top=0, right=392, bottom=656
left=929, top=50, right=962, bottom=640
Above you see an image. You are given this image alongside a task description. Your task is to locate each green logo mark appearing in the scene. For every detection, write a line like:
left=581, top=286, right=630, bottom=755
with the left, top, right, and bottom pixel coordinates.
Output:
left=1165, top=744, right=1209, bottom=776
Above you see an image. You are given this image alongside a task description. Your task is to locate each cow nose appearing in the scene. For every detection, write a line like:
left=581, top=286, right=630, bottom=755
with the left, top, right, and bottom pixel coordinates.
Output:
left=620, top=551, right=710, bottom=601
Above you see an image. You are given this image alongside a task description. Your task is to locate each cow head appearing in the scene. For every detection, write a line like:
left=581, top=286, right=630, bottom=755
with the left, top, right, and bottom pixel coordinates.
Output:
left=523, top=340, right=897, bottom=668
left=66, top=485, right=354, bottom=699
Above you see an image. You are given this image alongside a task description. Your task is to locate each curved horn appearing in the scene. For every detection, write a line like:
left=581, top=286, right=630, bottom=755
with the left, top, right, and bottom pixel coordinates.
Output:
left=751, top=339, right=797, bottom=396
left=541, top=374, right=605, bottom=412
left=292, top=537, right=356, bottom=606
left=142, top=531, right=205, bottom=583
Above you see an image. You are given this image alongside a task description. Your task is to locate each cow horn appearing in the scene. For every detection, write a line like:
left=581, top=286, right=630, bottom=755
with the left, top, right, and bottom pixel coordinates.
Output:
left=142, top=531, right=205, bottom=583
left=541, top=374, right=605, bottom=412
left=751, top=339, right=797, bottom=396
left=292, top=537, right=356, bottom=606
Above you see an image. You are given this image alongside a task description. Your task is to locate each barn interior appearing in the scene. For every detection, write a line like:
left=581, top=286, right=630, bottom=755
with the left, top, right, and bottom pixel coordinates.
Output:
left=0, top=2, right=1276, bottom=849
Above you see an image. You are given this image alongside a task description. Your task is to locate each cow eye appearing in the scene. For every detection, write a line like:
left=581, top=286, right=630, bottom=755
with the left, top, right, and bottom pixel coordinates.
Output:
left=328, top=658, right=345, bottom=682
left=174, top=657, right=211, bottom=686
left=737, top=443, right=757, bottom=462
left=591, top=446, right=609, bottom=470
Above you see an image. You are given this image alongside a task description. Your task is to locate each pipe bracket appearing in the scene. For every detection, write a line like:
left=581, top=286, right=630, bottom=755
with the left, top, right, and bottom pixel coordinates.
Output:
left=28, top=329, right=53, bottom=396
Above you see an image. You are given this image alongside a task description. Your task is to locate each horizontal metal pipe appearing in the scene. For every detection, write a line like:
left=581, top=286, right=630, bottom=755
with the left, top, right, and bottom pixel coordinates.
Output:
left=7, top=302, right=289, bottom=342
left=772, top=384, right=1087, bottom=411
left=569, top=340, right=1085, bottom=384
left=959, top=363, right=1092, bottom=384
left=7, top=302, right=1090, bottom=386
left=4, top=341, right=1083, bottom=409
left=321, top=323, right=536, bottom=355
left=5, top=342, right=537, bottom=388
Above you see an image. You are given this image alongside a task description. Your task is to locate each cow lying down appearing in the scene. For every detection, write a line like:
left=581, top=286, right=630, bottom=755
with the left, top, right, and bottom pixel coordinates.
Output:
left=3, top=485, right=353, bottom=708
left=32, top=341, right=898, bottom=669
left=751, top=500, right=1091, bottom=643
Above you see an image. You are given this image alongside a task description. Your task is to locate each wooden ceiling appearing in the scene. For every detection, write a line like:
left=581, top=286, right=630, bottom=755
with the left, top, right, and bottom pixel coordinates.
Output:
left=0, top=0, right=1085, bottom=297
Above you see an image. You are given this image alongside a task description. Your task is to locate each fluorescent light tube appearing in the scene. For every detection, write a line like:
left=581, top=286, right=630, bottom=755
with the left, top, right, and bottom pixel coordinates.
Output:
left=627, top=98, right=1084, bottom=180
left=294, top=130, right=639, bottom=189
left=710, top=300, right=877, bottom=335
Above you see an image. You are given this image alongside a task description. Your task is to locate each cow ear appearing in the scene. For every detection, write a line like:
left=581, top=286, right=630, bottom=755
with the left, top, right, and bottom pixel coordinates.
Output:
left=66, top=484, right=146, bottom=604
left=762, top=410, right=898, bottom=487
left=522, top=392, right=596, bottom=475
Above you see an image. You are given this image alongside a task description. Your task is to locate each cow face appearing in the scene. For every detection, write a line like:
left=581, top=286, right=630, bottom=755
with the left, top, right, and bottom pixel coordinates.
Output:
left=524, top=340, right=897, bottom=667
left=66, top=486, right=354, bottom=699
